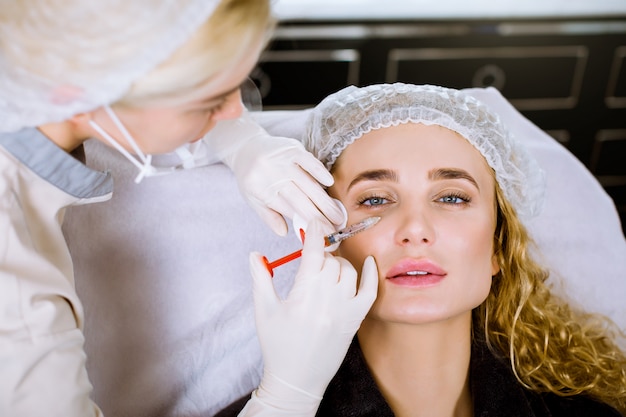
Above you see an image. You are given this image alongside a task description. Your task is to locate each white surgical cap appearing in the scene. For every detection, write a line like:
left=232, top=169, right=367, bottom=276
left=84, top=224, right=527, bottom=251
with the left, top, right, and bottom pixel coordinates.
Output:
left=0, top=0, right=219, bottom=132
left=303, top=83, right=545, bottom=219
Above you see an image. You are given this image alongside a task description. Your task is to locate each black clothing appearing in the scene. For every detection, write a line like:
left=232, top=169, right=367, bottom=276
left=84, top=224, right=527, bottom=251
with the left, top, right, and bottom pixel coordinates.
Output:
left=216, top=337, right=622, bottom=417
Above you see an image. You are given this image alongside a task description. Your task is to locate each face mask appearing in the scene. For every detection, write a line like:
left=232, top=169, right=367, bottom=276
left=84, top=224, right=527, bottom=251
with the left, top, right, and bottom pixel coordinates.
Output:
left=88, top=105, right=214, bottom=183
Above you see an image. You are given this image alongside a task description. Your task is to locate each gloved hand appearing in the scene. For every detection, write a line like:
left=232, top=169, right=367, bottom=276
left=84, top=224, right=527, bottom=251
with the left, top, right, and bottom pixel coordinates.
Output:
left=238, top=220, right=378, bottom=416
left=203, top=111, right=345, bottom=236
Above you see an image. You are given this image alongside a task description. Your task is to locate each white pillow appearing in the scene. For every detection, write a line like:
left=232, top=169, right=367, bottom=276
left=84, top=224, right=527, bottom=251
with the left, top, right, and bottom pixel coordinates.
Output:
left=62, top=86, right=626, bottom=417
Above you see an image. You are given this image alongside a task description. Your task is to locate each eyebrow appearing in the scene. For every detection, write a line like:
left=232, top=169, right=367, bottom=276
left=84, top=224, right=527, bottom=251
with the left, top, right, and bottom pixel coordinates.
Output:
left=345, top=167, right=479, bottom=191
left=429, top=168, right=480, bottom=190
left=347, top=169, right=399, bottom=191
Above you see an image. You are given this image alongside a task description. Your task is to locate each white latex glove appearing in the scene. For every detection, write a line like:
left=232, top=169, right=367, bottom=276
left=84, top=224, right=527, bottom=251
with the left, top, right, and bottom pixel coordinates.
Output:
left=238, top=220, right=378, bottom=416
left=203, top=111, right=345, bottom=236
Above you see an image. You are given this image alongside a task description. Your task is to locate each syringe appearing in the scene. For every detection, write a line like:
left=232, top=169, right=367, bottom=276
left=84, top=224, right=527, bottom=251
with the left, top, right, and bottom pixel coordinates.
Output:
left=262, top=216, right=381, bottom=277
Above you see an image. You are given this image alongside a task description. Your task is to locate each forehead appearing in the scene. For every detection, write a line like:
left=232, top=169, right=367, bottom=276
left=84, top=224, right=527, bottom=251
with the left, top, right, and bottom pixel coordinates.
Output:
left=333, top=122, right=490, bottom=175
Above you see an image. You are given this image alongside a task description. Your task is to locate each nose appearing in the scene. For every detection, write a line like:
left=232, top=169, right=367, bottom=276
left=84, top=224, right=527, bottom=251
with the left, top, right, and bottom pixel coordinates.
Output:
left=394, top=206, right=435, bottom=247
left=212, top=89, right=244, bottom=121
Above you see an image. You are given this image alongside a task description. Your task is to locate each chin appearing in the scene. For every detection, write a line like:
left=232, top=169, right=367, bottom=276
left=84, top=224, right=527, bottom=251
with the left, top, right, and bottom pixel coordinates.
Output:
left=371, top=305, right=451, bottom=325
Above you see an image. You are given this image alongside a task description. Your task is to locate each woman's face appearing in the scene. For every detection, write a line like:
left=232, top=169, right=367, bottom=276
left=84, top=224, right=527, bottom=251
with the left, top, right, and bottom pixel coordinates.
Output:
left=88, top=40, right=263, bottom=155
left=329, top=123, right=500, bottom=325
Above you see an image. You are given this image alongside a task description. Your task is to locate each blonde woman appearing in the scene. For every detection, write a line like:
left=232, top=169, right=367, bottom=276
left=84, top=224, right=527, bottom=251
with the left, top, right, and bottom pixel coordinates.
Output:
left=219, top=83, right=626, bottom=416
left=0, top=1, right=375, bottom=416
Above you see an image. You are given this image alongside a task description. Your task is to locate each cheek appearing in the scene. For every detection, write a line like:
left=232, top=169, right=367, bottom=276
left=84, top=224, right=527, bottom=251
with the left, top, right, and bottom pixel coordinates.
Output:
left=156, top=116, right=213, bottom=151
left=335, top=241, right=366, bottom=267
left=450, top=220, right=497, bottom=276
left=335, top=234, right=381, bottom=270
left=452, top=228, right=492, bottom=253
left=177, top=116, right=210, bottom=139
left=444, top=223, right=496, bottom=307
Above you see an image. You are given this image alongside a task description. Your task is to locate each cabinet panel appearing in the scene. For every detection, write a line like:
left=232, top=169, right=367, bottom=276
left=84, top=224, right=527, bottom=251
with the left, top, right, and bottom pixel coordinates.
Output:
left=387, top=46, right=587, bottom=110
left=254, top=49, right=360, bottom=108
left=590, top=129, right=626, bottom=177
left=606, top=45, right=626, bottom=108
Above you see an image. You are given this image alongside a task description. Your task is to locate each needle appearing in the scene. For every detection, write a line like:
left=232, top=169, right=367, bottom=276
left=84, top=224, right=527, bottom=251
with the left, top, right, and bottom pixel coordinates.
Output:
left=262, top=216, right=381, bottom=277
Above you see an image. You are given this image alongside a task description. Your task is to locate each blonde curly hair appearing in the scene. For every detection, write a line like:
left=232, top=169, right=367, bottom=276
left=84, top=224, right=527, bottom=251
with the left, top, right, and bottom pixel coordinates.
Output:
left=476, top=182, right=626, bottom=413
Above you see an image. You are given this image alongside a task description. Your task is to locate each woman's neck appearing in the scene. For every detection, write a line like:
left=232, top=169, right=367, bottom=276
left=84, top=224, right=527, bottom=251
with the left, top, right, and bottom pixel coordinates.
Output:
left=357, top=315, right=474, bottom=417
left=38, top=117, right=91, bottom=153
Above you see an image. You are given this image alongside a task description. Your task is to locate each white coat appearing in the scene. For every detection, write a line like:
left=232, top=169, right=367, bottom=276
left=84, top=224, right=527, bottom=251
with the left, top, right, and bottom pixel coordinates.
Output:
left=0, top=128, right=112, bottom=416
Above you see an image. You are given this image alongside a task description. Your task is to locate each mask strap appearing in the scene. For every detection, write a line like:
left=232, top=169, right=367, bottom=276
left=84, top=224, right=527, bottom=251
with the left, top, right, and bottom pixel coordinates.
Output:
left=102, top=106, right=149, bottom=163
left=174, top=145, right=196, bottom=169
left=88, top=106, right=155, bottom=183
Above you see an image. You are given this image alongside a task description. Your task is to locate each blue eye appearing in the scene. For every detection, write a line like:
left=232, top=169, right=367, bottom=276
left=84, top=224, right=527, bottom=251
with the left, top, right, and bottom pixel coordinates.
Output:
left=359, top=196, right=389, bottom=206
left=438, top=193, right=469, bottom=204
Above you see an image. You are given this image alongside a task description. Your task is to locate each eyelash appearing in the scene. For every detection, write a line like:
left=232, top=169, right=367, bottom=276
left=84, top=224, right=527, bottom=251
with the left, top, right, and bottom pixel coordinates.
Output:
left=193, top=101, right=226, bottom=116
left=437, top=191, right=471, bottom=205
left=357, top=194, right=391, bottom=207
left=357, top=191, right=471, bottom=208
left=209, top=102, right=226, bottom=114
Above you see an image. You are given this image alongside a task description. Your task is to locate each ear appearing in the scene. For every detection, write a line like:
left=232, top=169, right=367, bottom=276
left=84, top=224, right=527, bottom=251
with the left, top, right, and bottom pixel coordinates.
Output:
left=68, top=111, right=93, bottom=127
left=37, top=111, right=97, bottom=152
left=69, top=109, right=101, bottom=139
left=491, top=253, right=500, bottom=276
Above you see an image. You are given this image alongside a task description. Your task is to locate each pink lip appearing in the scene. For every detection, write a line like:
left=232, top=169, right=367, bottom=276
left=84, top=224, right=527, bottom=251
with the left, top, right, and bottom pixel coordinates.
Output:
left=385, top=258, right=447, bottom=287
